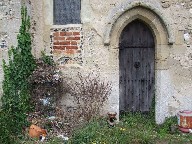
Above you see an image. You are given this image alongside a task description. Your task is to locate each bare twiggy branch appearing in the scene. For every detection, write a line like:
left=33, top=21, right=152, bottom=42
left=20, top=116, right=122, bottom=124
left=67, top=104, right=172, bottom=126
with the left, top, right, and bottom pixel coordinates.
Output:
left=68, top=73, right=112, bottom=122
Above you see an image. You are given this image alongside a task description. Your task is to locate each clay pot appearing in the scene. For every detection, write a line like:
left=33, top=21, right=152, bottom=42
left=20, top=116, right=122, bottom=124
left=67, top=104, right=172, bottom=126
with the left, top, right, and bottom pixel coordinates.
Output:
left=29, top=124, right=47, bottom=138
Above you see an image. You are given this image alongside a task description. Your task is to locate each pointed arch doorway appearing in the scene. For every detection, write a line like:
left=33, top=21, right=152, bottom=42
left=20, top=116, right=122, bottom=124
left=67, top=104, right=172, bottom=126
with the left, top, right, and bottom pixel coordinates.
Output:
left=119, top=19, right=155, bottom=113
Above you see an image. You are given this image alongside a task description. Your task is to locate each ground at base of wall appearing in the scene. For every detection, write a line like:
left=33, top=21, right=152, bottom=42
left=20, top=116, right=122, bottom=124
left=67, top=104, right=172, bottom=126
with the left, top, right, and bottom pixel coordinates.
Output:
left=18, top=113, right=192, bottom=144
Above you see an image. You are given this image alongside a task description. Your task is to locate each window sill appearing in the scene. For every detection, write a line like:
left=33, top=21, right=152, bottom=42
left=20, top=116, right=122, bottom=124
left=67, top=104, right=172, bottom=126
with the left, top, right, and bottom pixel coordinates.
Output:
left=51, top=24, right=82, bottom=29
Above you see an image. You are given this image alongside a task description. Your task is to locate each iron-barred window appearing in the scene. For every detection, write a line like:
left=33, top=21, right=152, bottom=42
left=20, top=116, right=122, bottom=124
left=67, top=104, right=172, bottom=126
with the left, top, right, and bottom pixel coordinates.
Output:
left=54, top=0, right=81, bottom=25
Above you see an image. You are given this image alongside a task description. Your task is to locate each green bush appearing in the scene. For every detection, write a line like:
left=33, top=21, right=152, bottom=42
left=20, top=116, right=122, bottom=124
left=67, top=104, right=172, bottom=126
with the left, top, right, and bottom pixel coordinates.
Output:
left=0, top=6, right=35, bottom=143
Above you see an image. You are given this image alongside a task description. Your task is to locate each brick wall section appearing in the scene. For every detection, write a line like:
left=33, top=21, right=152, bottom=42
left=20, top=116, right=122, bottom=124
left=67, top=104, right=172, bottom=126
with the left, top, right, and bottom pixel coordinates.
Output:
left=50, top=27, right=83, bottom=65
left=53, top=31, right=79, bottom=50
left=51, top=27, right=83, bottom=54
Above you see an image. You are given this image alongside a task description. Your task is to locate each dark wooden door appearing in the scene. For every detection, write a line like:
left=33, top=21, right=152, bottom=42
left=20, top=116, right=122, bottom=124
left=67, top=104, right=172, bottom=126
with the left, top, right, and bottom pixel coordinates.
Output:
left=119, top=20, right=155, bottom=113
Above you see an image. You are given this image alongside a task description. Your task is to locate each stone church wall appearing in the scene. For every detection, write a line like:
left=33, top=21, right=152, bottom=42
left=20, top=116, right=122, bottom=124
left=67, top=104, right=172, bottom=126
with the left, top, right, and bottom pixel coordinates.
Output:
left=1, top=0, right=192, bottom=124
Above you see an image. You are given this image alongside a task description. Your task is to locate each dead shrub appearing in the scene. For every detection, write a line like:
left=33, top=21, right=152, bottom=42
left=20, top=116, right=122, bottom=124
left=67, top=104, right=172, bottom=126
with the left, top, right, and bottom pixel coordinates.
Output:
left=29, top=58, right=63, bottom=116
left=68, top=73, right=112, bottom=122
left=28, top=61, right=112, bottom=136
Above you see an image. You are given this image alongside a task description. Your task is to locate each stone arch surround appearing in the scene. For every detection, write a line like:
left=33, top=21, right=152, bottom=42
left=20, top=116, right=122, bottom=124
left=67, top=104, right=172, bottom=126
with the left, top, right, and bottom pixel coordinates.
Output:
left=104, top=0, right=174, bottom=45
left=105, top=4, right=174, bottom=124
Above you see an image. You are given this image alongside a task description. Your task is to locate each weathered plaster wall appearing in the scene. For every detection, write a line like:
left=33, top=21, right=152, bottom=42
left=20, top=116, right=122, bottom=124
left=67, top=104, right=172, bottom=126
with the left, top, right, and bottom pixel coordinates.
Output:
left=168, top=0, right=192, bottom=119
left=29, top=0, right=44, bottom=57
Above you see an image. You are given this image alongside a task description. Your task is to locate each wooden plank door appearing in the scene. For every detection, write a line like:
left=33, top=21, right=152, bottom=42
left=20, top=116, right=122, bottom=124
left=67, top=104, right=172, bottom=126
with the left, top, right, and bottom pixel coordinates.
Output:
left=119, top=20, right=155, bottom=113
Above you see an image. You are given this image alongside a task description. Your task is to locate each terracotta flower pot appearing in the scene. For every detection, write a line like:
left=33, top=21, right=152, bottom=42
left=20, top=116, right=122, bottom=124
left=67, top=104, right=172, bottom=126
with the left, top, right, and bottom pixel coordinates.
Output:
left=29, top=124, right=47, bottom=138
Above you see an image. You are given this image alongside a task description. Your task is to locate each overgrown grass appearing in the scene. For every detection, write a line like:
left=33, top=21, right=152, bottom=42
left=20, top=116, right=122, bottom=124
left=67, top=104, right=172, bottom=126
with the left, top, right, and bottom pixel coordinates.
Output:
left=19, top=113, right=192, bottom=143
left=68, top=113, right=192, bottom=144
left=16, top=135, right=64, bottom=144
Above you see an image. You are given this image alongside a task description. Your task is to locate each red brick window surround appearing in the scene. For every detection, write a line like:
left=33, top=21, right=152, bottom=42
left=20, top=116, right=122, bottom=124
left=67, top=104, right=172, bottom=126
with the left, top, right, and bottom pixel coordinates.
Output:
left=50, top=26, right=83, bottom=65
left=52, top=31, right=80, bottom=50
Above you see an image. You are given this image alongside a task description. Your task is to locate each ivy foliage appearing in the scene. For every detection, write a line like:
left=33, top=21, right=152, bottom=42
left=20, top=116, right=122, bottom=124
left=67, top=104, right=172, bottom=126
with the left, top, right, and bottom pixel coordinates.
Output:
left=0, top=6, right=35, bottom=144
left=41, top=51, right=55, bottom=66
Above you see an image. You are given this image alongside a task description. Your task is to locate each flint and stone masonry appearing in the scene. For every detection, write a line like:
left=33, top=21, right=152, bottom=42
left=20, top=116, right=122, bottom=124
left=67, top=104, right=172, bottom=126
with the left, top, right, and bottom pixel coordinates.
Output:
left=1, top=0, right=192, bottom=124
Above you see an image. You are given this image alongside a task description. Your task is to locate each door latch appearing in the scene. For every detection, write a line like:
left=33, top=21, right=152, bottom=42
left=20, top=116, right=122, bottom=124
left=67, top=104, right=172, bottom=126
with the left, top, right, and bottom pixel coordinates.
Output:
left=134, top=62, right=140, bottom=68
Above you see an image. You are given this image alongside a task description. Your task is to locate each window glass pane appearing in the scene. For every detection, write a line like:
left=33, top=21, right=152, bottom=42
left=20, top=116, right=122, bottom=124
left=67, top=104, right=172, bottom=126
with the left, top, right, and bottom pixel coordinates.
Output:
left=54, top=0, right=81, bottom=25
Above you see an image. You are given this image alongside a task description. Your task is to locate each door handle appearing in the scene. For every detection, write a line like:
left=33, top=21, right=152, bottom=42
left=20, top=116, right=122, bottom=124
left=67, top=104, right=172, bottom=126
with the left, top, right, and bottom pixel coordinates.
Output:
left=134, top=62, right=140, bottom=68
